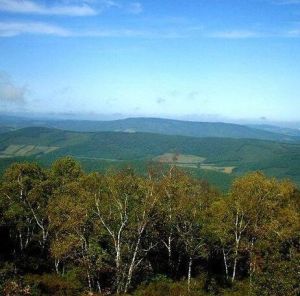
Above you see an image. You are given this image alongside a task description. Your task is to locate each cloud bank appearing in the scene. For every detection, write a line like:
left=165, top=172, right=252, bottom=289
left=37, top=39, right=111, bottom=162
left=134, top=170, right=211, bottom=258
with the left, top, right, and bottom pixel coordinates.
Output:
left=0, top=0, right=143, bottom=16
left=0, top=21, right=70, bottom=37
left=0, top=0, right=97, bottom=16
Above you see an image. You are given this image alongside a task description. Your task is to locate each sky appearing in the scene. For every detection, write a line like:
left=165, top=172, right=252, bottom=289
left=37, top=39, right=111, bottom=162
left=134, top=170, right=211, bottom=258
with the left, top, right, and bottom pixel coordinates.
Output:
left=0, top=0, right=300, bottom=122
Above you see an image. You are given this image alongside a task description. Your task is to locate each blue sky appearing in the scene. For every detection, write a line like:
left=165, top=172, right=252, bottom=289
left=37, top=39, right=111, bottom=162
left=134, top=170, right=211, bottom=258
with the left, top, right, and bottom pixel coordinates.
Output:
left=0, top=0, right=300, bottom=121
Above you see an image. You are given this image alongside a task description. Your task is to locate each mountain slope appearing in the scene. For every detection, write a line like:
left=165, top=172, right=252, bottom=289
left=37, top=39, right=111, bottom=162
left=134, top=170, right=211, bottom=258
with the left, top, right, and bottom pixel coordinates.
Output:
left=1, top=127, right=300, bottom=189
left=0, top=126, right=15, bottom=134
left=248, top=124, right=300, bottom=137
left=0, top=115, right=298, bottom=142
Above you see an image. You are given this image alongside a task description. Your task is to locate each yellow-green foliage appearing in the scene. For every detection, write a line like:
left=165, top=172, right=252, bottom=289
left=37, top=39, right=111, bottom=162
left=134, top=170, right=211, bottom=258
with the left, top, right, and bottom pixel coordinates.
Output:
left=0, top=158, right=299, bottom=296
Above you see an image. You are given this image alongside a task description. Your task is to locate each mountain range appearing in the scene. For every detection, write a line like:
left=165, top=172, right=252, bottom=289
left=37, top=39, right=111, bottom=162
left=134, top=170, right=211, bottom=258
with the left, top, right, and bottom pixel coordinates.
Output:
left=0, top=115, right=299, bottom=142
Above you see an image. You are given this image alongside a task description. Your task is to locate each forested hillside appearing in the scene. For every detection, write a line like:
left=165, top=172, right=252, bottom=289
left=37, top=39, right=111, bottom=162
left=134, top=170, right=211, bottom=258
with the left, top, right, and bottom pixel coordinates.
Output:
left=1, top=127, right=300, bottom=190
left=0, top=157, right=299, bottom=295
left=248, top=124, right=300, bottom=137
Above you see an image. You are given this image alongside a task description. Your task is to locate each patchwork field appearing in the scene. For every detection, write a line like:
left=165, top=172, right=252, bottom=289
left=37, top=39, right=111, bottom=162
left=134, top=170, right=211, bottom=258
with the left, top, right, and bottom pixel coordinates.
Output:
left=153, top=153, right=235, bottom=174
left=0, top=144, right=59, bottom=158
left=153, top=153, right=206, bottom=164
left=199, top=164, right=236, bottom=174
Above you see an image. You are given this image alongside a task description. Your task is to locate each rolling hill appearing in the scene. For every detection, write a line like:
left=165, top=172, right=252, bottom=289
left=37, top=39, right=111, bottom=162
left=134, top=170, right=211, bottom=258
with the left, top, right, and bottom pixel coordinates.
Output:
left=248, top=124, right=300, bottom=137
left=0, top=126, right=15, bottom=134
left=0, top=115, right=298, bottom=142
left=1, top=127, right=300, bottom=191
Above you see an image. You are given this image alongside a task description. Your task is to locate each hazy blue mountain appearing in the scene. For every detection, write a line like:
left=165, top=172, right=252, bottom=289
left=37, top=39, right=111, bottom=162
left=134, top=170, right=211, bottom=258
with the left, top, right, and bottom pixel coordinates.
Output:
left=248, top=124, right=300, bottom=137
left=0, top=126, right=15, bottom=133
left=0, top=115, right=298, bottom=142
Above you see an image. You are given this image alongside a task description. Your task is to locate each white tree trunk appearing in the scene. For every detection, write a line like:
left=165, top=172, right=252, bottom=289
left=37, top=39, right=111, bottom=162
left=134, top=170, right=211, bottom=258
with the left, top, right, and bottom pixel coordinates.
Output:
left=222, top=247, right=229, bottom=280
left=124, top=229, right=143, bottom=294
left=188, top=257, right=192, bottom=291
left=168, top=235, right=172, bottom=266
left=55, top=258, right=60, bottom=274
left=97, top=280, right=102, bottom=294
left=87, top=270, right=92, bottom=292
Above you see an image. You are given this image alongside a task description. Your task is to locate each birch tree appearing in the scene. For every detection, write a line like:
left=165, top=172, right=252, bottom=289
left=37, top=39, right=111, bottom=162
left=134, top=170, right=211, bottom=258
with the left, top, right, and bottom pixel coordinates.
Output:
left=156, top=166, right=185, bottom=274
left=88, top=169, right=158, bottom=293
left=174, top=175, right=213, bottom=291
left=48, top=180, right=107, bottom=293
left=0, top=163, right=49, bottom=251
left=228, top=172, right=300, bottom=285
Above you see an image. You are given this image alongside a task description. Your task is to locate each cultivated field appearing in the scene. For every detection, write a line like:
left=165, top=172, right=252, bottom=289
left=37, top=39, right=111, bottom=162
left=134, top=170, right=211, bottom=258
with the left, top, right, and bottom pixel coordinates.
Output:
left=153, top=153, right=235, bottom=174
left=0, top=144, right=59, bottom=158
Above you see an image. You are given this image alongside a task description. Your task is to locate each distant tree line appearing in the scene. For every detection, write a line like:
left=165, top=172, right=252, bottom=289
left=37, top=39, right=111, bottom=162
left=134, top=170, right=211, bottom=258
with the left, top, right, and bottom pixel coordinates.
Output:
left=0, top=157, right=299, bottom=295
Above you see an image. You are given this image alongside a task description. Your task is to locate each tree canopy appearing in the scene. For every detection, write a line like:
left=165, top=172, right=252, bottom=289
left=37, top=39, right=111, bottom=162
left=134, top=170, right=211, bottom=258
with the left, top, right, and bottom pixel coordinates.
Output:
left=0, top=157, right=299, bottom=295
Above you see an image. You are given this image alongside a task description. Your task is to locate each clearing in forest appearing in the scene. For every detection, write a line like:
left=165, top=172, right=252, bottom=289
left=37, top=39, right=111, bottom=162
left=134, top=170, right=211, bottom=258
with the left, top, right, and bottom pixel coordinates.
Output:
left=153, top=153, right=206, bottom=164
left=0, top=145, right=59, bottom=158
left=153, top=153, right=235, bottom=174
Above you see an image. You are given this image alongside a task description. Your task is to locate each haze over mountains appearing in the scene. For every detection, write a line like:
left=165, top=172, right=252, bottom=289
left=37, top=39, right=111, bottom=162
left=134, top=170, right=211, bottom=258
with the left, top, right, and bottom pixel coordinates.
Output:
left=0, top=115, right=299, bottom=142
left=247, top=124, right=300, bottom=137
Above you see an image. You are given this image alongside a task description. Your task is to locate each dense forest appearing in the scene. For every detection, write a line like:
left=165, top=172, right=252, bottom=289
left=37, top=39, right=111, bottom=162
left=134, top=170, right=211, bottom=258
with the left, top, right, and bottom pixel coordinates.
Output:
left=0, top=157, right=299, bottom=295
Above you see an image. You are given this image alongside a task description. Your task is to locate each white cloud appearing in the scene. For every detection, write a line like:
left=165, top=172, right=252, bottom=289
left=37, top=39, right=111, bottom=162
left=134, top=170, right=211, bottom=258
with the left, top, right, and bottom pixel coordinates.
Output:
left=100, top=0, right=120, bottom=8
left=286, top=29, right=300, bottom=36
left=0, top=21, right=174, bottom=38
left=0, top=22, right=277, bottom=39
left=0, top=0, right=97, bottom=16
left=1, top=20, right=299, bottom=40
left=0, top=72, right=27, bottom=104
left=0, top=21, right=71, bottom=37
